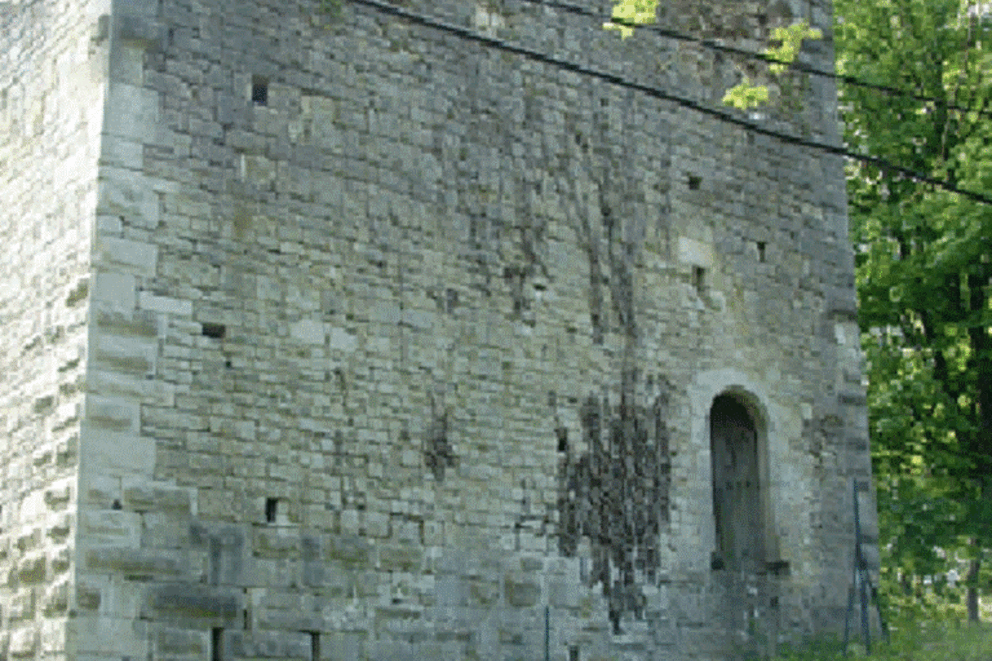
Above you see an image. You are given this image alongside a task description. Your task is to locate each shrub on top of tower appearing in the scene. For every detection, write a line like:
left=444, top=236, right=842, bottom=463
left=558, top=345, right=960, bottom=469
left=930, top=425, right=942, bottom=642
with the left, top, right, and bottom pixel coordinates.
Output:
left=602, top=0, right=823, bottom=110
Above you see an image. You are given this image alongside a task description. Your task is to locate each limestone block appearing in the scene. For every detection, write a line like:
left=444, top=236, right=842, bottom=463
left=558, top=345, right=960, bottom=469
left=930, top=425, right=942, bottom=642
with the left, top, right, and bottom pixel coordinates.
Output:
left=17, top=552, right=46, bottom=584
left=377, top=545, right=422, bottom=573
left=39, top=615, right=67, bottom=652
left=154, top=627, right=207, bottom=657
left=74, top=577, right=102, bottom=612
left=677, top=236, right=714, bottom=268
left=92, top=334, right=157, bottom=377
left=84, top=396, right=140, bottom=434
left=115, top=14, right=162, bottom=49
left=73, top=616, right=149, bottom=656
left=8, top=589, right=36, bottom=621
left=81, top=427, right=155, bottom=475
left=46, top=510, right=73, bottom=542
left=138, top=291, right=192, bottom=316
left=88, top=369, right=176, bottom=405
left=291, top=318, right=326, bottom=345
left=9, top=627, right=37, bottom=658
left=144, top=583, right=242, bottom=625
left=504, top=574, right=540, bottom=608
left=84, top=547, right=193, bottom=580
left=121, top=480, right=193, bottom=516
left=329, top=327, right=357, bottom=352
left=323, top=631, right=364, bottom=661
left=104, top=83, right=159, bottom=141
left=253, top=528, right=301, bottom=560
left=229, top=629, right=310, bottom=660
left=100, top=136, right=143, bottom=169
left=469, top=579, right=500, bottom=607
left=94, top=236, right=158, bottom=277
left=99, top=170, right=161, bottom=228
left=240, top=154, right=276, bottom=185
left=41, top=578, right=70, bottom=616
left=79, top=509, right=141, bottom=546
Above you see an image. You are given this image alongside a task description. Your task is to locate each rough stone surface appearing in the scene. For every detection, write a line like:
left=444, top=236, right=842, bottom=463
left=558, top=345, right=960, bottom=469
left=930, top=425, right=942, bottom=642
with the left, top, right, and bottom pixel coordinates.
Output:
left=1, top=0, right=878, bottom=659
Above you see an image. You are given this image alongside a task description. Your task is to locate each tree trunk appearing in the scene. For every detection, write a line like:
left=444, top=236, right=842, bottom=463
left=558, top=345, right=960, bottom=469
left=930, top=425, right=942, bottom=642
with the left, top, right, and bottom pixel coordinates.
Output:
left=967, top=545, right=981, bottom=623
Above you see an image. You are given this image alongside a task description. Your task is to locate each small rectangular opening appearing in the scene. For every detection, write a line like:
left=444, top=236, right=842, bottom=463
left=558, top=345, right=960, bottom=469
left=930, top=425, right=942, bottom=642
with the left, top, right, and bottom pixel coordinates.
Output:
left=569, top=646, right=580, bottom=661
left=309, top=631, right=320, bottom=661
left=757, top=241, right=767, bottom=263
left=202, top=323, right=226, bottom=339
left=687, top=173, right=701, bottom=190
left=265, top=497, right=278, bottom=523
left=692, top=266, right=706, bottom=294
left=211, top=627, right=223, bottom=661
left=556, top=427, right=568, bottom=453
left=251, top=76, right=269, bottom=105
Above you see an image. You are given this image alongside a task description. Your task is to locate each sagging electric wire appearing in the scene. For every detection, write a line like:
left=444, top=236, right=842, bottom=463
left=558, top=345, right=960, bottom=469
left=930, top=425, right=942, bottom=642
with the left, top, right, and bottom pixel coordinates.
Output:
left=519, top=0, right=992, bottom=123
left=347, top=0, right=992, bottom=207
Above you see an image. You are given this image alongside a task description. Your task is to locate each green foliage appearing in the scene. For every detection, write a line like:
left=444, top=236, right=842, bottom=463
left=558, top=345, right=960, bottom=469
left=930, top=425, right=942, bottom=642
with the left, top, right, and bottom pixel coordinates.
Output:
left=603, top=2, right=821, bottom=109
left=765, top=22, right=823, bottom=75
left=603, top=0, right=658, bottom=38
left=770, top=618, right=992, bottom=661
left=723, top=76, right=771, bottom=110
left=837, top=0, right=992, bottom=623
left=317, top=0, right=343, bottom=20
left=722, top=20, right=822, bottom=110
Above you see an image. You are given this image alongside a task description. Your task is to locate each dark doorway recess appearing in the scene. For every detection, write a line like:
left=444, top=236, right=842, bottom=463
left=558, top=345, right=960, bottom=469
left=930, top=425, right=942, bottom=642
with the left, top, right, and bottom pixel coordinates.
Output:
left=710, top=394, right=764, bottom=572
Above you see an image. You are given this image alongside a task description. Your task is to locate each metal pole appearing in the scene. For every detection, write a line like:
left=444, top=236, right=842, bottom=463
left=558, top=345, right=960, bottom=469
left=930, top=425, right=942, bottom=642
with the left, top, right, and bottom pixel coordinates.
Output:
left=854, top=480, right=871, bottom=654
left=544, top=605, right=550, bottom=661
left=843, top=563, right=855, bottom=654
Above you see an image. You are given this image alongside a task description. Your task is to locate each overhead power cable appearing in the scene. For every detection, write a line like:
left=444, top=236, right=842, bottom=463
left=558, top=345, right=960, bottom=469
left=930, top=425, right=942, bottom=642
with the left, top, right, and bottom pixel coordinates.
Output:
left=520, top=0, right=992, bottom=122
left=347, top=0, right=992, bottom=207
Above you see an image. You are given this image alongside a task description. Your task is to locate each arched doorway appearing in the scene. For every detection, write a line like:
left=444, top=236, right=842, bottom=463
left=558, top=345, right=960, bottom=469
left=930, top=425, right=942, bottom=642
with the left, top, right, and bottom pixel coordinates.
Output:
left=710, top=393, right=764, bottom=572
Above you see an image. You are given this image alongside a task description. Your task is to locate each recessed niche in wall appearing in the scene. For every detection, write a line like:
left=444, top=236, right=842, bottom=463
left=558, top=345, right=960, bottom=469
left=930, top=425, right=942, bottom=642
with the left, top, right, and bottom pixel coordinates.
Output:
left=687, top=173, right=702, bottom=190
left=202, top=323, right=226, bottom=339
left=757, top=241, right=767, bottom=263
left=308, top=632, right=320, bottom=661
left=251, top=76, right=268, bottom=106
left=265, top=497, right=278, bottom=523
left=211, top=628, right=224, bottom=661
left=692, top=266, right=707, bottom=294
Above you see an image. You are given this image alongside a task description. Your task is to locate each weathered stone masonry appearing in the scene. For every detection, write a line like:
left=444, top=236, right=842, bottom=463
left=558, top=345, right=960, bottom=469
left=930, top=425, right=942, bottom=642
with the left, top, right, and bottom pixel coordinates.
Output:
left=0, top=0, right=878, bottom=659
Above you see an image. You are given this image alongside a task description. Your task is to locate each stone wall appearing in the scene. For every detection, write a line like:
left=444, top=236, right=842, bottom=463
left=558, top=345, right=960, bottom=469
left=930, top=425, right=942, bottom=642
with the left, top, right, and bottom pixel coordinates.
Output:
left=1, top=0, right=877, bottom=659
left=0, top=0, right=109, bottom=658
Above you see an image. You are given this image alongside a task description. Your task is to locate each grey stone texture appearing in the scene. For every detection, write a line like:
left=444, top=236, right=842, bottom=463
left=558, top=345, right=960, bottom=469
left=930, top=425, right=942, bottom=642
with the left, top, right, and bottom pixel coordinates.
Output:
left=1, top=0, right=879, bottom=658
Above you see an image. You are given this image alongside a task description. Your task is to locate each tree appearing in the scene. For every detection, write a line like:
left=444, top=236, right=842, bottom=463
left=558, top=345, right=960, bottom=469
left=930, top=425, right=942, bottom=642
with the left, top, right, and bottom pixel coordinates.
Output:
left=836, top=0, right=992, bottom=623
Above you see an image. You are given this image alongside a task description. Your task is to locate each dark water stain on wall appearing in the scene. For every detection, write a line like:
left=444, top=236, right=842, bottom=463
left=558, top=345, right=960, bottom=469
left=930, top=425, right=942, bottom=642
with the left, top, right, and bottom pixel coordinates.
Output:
left=557, top=377, right=673, bottom=633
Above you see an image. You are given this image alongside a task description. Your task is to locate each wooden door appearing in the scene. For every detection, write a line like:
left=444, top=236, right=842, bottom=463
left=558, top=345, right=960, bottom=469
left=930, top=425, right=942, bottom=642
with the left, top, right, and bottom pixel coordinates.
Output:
left=710, top=395, right=763, bottom=572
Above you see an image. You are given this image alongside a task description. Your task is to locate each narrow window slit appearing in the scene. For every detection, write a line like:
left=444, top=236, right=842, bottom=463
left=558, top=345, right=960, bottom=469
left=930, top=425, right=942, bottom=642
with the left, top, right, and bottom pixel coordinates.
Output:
left=251, top=76, right=269, bottom=106
left=211, top=627, right=224, bottom=661
left=692, top=266, right=706, bottom=295
left=265, top=498, right=278, bottom=523
left=309, top=631, right=320, bottom=661
left=202, top=323, right=226, bottom=339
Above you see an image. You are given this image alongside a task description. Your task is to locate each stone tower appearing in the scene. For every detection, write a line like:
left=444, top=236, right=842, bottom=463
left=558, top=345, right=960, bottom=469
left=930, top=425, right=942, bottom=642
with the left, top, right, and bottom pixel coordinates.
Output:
left=0, top=0, right=878, bottom=659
